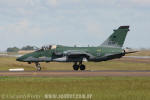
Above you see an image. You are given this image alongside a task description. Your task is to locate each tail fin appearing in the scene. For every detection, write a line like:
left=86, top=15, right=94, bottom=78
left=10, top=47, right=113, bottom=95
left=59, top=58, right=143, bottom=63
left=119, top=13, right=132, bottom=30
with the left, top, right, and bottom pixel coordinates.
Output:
left=101, top=26, right=130, bottom=48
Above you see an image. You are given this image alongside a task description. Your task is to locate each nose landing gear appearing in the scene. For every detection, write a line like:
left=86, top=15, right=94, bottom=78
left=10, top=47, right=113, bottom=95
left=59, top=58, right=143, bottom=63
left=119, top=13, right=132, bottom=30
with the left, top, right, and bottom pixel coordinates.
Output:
left=35, top=62, right=41, bottom=71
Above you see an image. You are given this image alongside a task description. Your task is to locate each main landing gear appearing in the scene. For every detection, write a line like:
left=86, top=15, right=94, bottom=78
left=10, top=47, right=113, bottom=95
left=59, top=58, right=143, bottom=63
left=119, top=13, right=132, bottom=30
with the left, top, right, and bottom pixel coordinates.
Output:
left=73, top=62, right=86, bottom=71
left=34, top=62, right=85, bottom=71
left=35, top=62, right=41, bottom=71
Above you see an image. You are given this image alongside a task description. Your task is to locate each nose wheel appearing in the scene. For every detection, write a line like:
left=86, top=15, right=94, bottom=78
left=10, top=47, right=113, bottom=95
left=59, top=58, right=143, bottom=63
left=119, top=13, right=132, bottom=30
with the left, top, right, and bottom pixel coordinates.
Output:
left=73, top=62, right=86, bottom=71
left=35, top=62, right=41, bottom=71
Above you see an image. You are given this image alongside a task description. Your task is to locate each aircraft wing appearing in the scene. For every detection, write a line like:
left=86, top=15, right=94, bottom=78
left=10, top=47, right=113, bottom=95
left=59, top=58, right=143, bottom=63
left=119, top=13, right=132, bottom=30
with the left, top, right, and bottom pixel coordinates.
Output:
left=65, top=50, right=94, bottom=57
left=53, top=50, right=94, bottom=62
left=95, top=50, right=138, bottom=62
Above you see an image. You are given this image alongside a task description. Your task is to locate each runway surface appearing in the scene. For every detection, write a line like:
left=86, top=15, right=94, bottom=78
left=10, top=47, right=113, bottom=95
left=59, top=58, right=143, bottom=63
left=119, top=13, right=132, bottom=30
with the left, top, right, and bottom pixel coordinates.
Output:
left=1, top=70, right=150, bottom=77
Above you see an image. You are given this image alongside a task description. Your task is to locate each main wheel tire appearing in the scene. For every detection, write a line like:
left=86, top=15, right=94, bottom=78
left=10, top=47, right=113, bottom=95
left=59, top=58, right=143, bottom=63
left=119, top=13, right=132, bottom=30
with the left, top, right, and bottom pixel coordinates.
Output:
left=73, top=65, right=79, bottom=71
left=80, top=64, right=85, bottom=70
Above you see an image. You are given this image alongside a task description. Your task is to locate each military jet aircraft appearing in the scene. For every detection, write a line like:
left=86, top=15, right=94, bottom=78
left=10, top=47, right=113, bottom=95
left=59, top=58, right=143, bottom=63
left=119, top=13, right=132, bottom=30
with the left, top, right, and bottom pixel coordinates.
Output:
left=16, top=26, right=137, bottom=71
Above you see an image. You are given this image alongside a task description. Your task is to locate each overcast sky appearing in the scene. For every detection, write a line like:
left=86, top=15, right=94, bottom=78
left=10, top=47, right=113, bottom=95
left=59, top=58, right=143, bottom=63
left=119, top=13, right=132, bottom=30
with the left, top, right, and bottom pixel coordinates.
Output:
left=0, top=0, right=150, bottom=51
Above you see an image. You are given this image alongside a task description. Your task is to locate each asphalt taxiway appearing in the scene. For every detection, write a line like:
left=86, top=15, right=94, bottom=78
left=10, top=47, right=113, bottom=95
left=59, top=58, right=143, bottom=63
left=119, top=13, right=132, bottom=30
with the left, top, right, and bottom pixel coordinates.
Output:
left=1, top=70, right=150, bottom=77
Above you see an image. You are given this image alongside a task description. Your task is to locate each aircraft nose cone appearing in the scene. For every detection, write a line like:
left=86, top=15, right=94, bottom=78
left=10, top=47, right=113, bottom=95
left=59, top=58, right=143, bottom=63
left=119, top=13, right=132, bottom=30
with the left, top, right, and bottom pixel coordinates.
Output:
left=16, top=57, right=22, bottom=61
left=16, top=58, right=20, bottom=61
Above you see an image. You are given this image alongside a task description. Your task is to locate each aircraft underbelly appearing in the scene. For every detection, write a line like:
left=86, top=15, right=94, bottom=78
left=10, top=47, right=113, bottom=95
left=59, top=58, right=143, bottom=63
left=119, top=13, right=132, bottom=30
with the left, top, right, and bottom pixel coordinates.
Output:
left=53, top=56, right=86, bottom=62
left=24, top=57, right=52, bottom=62
left=90, top=53, right=123, bottom=62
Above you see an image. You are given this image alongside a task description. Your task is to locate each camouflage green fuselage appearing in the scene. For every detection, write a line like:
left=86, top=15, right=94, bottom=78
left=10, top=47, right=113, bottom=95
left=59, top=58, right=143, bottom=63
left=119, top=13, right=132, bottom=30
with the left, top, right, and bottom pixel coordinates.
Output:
left=17, top=26, right=130, bottom=63
left=18, top=45, right=124, bottom=62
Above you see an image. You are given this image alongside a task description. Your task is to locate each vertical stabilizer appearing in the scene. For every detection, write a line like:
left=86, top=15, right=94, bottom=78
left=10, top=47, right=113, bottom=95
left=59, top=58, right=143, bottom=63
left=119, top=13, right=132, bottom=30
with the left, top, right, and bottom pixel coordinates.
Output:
left=101, top=26, right=130, bottom=48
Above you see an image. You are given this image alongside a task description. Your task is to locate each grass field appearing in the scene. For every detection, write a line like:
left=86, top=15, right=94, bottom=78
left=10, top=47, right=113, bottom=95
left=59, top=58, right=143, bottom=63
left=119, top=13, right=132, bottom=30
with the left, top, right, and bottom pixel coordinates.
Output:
left=0, top=56, right=150, bottom=71
left=0, top=52, right=150, bottom=100
left=0, top=76, right=150, bottom=100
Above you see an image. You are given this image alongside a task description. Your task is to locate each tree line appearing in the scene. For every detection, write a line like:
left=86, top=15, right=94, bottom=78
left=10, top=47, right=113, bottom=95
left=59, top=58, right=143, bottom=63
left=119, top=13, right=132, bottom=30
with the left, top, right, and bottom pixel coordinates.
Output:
left=7, top=45, right=39, bottom=52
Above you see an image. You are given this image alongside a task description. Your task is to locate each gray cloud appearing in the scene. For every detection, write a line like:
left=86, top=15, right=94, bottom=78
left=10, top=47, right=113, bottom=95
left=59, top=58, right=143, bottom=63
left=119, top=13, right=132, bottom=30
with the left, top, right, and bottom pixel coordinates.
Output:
left=0, top=0, right=149, bottom=50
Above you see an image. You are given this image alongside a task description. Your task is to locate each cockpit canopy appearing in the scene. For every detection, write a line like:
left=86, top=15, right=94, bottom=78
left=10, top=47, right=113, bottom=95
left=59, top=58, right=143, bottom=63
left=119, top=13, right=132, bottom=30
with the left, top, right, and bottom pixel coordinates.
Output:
left=38, top=45, right=57, bottom=51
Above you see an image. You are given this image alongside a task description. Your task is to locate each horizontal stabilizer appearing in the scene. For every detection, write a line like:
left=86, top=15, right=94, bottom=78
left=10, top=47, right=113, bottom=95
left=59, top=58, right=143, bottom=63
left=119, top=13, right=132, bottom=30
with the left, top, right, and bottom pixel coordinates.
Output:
left=125, top=51, right=138, bottom=54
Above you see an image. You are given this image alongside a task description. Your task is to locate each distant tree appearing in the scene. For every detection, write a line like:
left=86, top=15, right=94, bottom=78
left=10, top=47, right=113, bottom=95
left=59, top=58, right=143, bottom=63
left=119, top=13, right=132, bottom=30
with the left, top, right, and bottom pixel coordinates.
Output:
left=21, top=45, right=38, bottom=50
left=7, top=47, right=20, bottom=52
left=74, top=45, right=77, bottom=47
left=140, top=48, right=148, bottom=51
